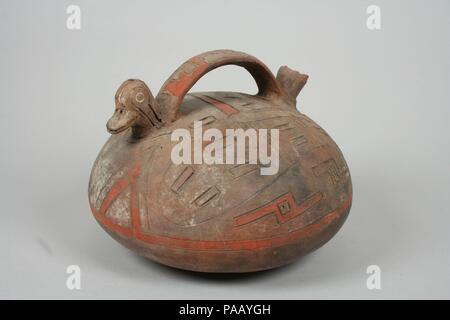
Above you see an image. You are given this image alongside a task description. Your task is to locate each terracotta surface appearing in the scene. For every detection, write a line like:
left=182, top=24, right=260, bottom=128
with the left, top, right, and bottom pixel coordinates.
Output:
left=88, top=50, right=352, bottom=272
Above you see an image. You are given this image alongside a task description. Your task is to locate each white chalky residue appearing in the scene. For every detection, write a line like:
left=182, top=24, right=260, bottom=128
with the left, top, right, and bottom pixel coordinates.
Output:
left=106, top=188, right=131, bottom=227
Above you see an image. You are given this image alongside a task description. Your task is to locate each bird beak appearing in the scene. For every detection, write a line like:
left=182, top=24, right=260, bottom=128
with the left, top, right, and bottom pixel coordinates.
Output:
left=106, top=109, right=138, bottom=134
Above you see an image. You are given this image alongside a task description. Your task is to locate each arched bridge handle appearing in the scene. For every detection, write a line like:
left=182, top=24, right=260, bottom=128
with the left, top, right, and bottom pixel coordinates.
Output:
left=156, top=50, right=284, bottom=123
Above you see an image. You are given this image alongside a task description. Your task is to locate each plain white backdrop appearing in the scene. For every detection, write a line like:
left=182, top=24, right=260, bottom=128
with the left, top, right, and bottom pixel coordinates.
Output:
left=1, top=0, right=449, bottom=299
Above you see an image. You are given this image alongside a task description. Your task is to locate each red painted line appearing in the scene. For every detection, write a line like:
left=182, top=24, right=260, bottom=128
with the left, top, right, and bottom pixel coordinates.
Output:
left=91, top=165, right=351, bottom=251
left=234, top=192, right=323, bottom=227
left=193, top=94, right=239, bottom=116
left=98, top=178, right=129, bottom=216
left=90, top=201, right=133, bottom=237
left=134, top=194, right=350, bottom=251
left=91, top=164, right=141, bottom=235
left=164, top=57, right=210, bottom=98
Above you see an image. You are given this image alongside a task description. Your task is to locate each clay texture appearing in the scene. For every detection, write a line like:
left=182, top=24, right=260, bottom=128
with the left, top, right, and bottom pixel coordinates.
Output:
left=88, top=50, right=352, bottom=272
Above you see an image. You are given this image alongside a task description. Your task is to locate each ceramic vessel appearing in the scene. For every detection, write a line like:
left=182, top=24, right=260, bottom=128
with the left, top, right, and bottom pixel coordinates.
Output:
left=88, top=50, right=352, bottom=272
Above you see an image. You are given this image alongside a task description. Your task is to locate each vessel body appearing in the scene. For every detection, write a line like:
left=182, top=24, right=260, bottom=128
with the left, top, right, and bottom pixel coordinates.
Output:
left=89, top=89, right=352, bottom=272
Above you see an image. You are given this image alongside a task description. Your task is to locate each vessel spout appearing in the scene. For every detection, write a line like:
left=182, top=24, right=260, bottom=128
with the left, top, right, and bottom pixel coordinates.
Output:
left=276, top=66, right=308, bottom=106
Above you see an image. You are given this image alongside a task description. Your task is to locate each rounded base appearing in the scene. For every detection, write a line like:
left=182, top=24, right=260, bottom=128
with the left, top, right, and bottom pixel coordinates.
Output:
left=101, top=203, right=350, bottom=273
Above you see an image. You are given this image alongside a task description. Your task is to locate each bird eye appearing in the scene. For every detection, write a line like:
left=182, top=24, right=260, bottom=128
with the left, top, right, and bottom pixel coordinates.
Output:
left=135, top=92, right=145, bottom=103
